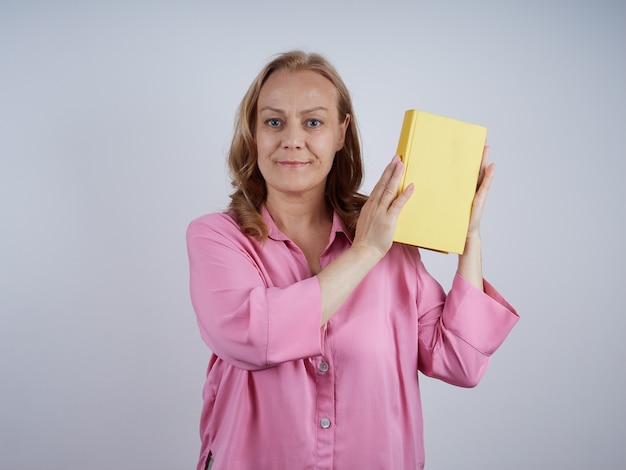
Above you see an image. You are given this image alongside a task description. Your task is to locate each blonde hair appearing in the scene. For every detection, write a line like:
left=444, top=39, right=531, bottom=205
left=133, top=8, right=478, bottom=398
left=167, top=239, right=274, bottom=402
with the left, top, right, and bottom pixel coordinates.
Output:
left=227, top=50, right=367, bottom=239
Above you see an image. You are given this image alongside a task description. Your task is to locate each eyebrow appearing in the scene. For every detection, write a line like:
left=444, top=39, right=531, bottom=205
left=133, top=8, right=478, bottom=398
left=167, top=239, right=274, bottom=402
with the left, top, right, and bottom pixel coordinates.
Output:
left=258, top=106, right=329, bottom=115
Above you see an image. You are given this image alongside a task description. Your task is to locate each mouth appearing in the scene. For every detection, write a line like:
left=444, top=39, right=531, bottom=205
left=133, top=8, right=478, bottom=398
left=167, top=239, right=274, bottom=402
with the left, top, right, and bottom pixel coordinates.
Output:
left=278, top=160, right=310, bottom=168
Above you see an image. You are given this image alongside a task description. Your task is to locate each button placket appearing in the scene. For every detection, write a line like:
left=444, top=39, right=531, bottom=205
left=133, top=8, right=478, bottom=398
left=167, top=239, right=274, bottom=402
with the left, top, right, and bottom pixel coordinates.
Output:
left=314, top=355, right=335, bottom=466
left=317, top=359, right=332, bottom=430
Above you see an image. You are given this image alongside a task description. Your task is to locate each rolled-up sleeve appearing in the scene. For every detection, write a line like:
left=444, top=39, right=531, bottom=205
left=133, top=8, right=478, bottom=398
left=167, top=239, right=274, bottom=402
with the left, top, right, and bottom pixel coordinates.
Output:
left=417, top=264, right=519, bottom=387
left=186, top=215, right=324, bottom=370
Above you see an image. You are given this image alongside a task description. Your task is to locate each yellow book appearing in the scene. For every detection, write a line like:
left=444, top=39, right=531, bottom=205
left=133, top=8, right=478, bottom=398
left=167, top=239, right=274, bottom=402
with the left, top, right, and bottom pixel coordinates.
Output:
left=393, top=109, right=487, bottom=254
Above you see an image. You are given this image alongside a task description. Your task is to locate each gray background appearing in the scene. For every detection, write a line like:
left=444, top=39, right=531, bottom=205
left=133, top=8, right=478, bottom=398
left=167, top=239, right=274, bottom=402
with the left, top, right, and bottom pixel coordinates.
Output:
left=1, top=1, right=624, bottom=469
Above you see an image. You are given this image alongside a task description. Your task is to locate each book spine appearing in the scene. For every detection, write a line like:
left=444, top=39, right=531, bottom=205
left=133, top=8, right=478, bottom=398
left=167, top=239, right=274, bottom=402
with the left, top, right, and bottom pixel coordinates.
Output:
left=395, top=110, right=418, bottom=195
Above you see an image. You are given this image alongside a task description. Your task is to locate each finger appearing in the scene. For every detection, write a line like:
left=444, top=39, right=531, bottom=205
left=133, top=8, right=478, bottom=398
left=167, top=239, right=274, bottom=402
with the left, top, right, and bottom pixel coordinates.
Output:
left=370, top=157, right=396, bottom=196
left=389, top=182, right=414, bottom=215
left=479, top=162, right=495, bottom=195
left=371, top=155, right=402, bottom=202
left=384, top=156, right=406, bottom=200
left=477, top=145, right=490, bottom=189
left=473, top=162, right=495, bottom=212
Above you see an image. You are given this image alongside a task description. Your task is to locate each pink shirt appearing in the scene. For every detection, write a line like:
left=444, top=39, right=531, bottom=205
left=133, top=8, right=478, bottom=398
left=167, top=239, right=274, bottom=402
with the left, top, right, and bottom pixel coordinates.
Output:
left=187, top=208, right=518, bottom=470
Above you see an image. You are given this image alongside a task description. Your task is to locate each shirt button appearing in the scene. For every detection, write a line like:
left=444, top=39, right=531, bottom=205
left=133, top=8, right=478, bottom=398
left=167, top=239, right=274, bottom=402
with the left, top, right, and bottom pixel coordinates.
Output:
left=320, top=418, right=331, bottom=429
left=319, top=361, right=329, bottom=372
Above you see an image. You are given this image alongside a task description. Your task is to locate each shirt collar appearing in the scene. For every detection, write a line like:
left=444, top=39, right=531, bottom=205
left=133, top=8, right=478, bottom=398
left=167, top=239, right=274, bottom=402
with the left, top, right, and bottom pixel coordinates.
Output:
left=262, top=205, right=353, bottom=244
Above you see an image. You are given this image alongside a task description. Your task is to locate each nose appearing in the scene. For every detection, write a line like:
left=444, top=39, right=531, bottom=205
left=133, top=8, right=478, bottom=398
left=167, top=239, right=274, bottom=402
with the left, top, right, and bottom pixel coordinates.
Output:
left=281, top=123, right=305, bottom=150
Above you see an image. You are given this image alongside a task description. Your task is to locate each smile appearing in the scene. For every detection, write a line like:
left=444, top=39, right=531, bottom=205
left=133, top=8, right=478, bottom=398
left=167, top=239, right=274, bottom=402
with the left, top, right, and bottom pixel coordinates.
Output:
left=278, top=161, right=310, bottom=168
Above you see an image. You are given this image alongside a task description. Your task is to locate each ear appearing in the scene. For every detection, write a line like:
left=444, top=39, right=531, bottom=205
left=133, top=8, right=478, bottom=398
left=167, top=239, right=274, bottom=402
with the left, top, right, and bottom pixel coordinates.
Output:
left=336, top=113, right=351, bottom=151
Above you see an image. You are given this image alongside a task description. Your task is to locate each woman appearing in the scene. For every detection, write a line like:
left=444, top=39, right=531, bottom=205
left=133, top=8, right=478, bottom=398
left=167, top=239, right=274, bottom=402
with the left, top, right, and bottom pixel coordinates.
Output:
left=187, top=50, right=518, bottom=470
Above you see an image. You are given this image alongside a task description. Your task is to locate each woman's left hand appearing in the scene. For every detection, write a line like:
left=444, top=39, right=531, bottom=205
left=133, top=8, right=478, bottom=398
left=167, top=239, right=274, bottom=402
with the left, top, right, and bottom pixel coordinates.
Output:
left=457, top=145, right=494, bottom=290
left=467, top=145, right=495, bottom=238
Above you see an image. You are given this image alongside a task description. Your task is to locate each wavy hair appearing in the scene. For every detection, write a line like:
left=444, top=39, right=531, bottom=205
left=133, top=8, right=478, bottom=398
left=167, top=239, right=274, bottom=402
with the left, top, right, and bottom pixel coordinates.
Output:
left=227, top=50, right=367, bottom=240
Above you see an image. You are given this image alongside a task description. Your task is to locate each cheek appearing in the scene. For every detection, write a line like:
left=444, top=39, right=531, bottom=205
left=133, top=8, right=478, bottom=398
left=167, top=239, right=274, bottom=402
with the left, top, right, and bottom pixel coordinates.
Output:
left=335, top=126, right=347, bottom=151
left=254, top=136, right=269, bottom=159
left=255, top=132, right=278, bottom=158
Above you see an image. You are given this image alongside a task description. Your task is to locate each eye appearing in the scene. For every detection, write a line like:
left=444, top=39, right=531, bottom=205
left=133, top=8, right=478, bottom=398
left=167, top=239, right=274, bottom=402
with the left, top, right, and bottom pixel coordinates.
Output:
left=306, top=119, right=322, bottom=128
left=266, top=118, right=282, bottom=128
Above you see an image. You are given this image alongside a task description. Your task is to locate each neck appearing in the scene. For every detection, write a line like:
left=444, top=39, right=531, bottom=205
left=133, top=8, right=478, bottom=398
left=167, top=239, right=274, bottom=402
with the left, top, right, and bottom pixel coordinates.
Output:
left=265, top=192, right=332, bottom=236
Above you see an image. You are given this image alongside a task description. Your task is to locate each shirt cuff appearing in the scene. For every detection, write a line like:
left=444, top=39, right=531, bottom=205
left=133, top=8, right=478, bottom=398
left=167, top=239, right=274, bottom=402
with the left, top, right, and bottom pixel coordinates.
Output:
left=264, top=276, right=324, bottom=365
left=443, top=273, right=519, bottom=355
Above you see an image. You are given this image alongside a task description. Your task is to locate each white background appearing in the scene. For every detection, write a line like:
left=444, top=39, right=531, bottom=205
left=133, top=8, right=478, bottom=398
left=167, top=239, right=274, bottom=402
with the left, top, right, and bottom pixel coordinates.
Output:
left=1, top=1, right=624, bottom=469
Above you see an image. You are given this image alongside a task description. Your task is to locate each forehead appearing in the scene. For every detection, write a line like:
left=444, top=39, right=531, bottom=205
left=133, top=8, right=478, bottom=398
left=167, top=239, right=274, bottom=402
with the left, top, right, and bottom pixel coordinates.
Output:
left=257, top=70, right=338, bottom=111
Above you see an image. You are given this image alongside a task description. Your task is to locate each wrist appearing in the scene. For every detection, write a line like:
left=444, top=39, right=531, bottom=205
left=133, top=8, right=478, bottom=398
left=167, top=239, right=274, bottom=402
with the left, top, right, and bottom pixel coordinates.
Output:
left=349, top=242, right=386, bottom=265
left=464, top=231, right=482, bottom=249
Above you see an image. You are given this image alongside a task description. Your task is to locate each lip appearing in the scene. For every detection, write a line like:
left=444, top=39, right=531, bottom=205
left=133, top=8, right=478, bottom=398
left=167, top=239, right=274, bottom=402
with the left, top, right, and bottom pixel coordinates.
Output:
left=278, top=160, right=310, bottom=168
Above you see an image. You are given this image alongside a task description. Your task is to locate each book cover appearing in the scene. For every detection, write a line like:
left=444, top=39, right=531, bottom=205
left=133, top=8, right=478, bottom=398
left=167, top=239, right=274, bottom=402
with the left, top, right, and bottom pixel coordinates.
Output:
left=393, top=109, right=487, bottom=254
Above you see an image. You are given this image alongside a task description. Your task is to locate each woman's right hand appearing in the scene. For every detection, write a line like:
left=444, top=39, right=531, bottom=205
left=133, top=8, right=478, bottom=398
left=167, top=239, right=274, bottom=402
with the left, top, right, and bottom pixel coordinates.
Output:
left=352, top=155, right=414, bottom=260
left=317, top=155, right=413, bottom=326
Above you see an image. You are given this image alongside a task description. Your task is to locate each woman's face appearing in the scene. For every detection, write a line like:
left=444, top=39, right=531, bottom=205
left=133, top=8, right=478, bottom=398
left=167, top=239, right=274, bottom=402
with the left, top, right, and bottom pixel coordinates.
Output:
left=255, top=70, right=349, bottom=203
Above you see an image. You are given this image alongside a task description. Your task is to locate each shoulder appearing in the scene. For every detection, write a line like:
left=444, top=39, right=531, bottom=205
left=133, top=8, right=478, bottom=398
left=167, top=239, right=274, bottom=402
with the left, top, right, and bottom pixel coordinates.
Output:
left=186, top=212, right=246, bottom=245
left=188, top=211, right=238, bottom=232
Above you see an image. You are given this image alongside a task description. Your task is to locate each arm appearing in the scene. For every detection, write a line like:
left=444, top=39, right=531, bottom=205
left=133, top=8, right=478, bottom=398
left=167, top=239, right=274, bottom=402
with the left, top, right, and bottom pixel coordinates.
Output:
left=317, top=155, right=413, bottom=325
left=188, top=215, right=395, bottom=369
left=187, top=157, right=412, bottom=368
left=419, top=146, right=518, bottom=386
left=417, top=266, right=519, bottom=387
left=457, top=145, right=495, bottom=290
left=187, top=216, right=324, bottom=370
